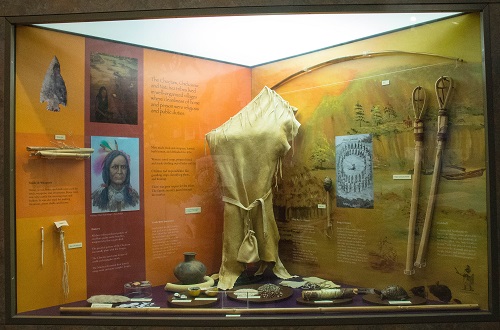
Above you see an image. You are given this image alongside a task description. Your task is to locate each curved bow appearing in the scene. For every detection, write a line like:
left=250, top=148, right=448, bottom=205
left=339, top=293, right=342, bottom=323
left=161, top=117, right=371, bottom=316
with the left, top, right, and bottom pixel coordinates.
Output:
left=270, top=50, right=463, bottom=90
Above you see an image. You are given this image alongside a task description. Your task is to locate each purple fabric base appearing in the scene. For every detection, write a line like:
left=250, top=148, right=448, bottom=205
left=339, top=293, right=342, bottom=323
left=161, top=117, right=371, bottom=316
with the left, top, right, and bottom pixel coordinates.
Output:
left=17, top=274, right=466, bottom=317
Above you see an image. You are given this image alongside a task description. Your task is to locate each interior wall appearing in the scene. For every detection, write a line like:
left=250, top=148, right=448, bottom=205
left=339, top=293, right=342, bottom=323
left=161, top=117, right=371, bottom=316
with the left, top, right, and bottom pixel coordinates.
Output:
left=13, top=26, right=250, bottom=312
left=2, top=1, right=500, bottom=328
left=253, top=13, right=488, bottom=308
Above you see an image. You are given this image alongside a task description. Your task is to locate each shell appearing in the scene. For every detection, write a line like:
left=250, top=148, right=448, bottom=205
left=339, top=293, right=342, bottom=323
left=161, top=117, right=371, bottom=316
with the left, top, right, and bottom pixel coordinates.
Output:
left=379, top=285, right=409, bottom=300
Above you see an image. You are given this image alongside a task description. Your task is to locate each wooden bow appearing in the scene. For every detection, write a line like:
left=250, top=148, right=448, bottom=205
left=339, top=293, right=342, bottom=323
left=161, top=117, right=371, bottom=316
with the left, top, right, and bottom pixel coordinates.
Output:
left=271, top=51, right=463, bottom=90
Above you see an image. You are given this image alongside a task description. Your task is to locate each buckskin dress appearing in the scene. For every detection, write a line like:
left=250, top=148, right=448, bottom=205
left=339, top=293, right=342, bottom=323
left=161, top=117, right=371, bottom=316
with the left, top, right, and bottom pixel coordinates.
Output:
left=206, top=86, right=300, bottom=290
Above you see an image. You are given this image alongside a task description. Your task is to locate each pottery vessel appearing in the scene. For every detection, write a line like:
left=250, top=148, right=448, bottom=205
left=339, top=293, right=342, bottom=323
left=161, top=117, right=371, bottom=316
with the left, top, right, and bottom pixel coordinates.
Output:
left=187, top=286, right=201, bottom=297
left=173, top=252, right=206, bottom=284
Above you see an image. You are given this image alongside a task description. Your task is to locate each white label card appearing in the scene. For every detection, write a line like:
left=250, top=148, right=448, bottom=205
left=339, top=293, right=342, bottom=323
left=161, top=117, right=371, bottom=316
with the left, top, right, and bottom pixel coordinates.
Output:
left=388, top=300, right=412, bottom=305
left=185, top=207, right=202, bottom=214
left=393, top=174, right=412, bottom=180
left=54, top=220, right=69, bottom=228
left=68, top=242, right=83, bottom=249
left=130, top=298, right=152, bottom=302
left=91, top=303, right=113, bottom=308
left=235, top=295, right=260, bottom=299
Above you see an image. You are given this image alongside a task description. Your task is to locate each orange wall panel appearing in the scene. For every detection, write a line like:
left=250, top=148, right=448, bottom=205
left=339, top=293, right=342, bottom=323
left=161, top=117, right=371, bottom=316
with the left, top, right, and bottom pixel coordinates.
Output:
left=142, top=49, right=251, bottom=284
left=16, top=27, right=85, bottom=134
left=15, top=27, right=87, bottom=312
left=16, top=215, right=87, bottom=312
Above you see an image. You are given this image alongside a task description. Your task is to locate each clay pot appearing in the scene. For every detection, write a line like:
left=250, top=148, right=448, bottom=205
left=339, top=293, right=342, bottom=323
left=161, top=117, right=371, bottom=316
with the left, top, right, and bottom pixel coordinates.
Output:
left=173, top=252, right=206, bottom=285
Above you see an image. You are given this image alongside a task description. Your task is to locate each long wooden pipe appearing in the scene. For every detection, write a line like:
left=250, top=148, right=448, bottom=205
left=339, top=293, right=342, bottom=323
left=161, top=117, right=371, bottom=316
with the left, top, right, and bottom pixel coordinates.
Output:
left=60, top=303, right=479, bottom=315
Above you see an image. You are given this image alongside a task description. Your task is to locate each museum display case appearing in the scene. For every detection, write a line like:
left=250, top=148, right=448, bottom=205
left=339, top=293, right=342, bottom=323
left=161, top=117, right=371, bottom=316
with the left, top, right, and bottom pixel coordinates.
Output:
left=4, top=3, right=499, bottom=327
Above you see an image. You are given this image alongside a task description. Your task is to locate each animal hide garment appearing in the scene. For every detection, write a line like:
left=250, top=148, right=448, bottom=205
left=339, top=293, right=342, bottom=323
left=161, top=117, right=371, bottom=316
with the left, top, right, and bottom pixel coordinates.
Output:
left=40, top=56, right=67, bottom=111
left=206, top=86, right=300, bottom=290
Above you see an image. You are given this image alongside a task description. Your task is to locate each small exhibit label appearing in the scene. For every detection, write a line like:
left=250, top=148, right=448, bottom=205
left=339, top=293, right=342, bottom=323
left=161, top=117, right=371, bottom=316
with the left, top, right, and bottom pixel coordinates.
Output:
left=393, top=174, right=412, bottom=180
left=382, top=80, right=390, bottom=86
left=54, top=134, right=66, bottom=140
left=130, top=298, right=152, bottom=302
left=68, top=242, right=83, bottom=249
left=388, top=300, right=412, bottom=305
left=54, top=220, right=69, bottom=228
left=91, top=303, right=113, bottom=308
left=185, top=207, right=201, bottom=214
left=235, top=295, right=260, bottom=299
left=171, top=299, right=192, bottom=303
left=226, top=314, right=241, bottom=317
left=317, top=204, right=327, bottom=209
left=195, top=297, right=217, bottom=301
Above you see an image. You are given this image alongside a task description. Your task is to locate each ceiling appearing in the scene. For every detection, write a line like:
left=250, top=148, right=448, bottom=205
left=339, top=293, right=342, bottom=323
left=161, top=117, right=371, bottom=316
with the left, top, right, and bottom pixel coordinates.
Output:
left=38, top=12, right=459, bottom=67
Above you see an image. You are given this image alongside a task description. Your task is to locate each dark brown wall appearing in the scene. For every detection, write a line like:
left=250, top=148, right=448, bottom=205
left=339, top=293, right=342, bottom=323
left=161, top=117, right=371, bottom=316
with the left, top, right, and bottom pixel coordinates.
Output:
left=1, top=1, right=499, bottom=329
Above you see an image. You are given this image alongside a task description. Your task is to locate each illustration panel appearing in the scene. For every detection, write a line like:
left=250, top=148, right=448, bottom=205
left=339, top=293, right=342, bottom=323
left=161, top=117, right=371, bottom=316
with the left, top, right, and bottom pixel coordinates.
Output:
left=89, top=52, right=138, bottom=124
left=335, top=134, right=374, bottom=208
left=90, top=136, right=140, bottom=213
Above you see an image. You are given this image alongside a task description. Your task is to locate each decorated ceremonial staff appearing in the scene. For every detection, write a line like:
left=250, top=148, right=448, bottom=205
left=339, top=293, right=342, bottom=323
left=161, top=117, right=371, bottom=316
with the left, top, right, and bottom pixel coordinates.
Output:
left=414, top=76, right=453, bottom=268
left=405, top=86, right=427, bottom=275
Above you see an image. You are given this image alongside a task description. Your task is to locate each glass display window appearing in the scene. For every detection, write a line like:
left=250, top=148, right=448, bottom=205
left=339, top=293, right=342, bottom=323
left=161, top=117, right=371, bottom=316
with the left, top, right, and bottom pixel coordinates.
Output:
left=5, top=5, right=499, bottom=327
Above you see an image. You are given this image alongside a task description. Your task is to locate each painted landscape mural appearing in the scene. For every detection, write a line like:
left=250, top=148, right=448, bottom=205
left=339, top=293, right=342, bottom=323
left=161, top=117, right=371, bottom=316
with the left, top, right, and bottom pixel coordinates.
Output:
left=261, top=14, right=488, bottom=308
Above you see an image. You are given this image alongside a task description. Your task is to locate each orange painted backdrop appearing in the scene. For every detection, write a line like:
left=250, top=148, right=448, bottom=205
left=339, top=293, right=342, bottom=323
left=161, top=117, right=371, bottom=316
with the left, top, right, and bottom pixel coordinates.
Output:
left=15, top=26, right=250, bottom=312
left=142, top=49, right=251, bottom=284
left=16, top=27, right=87, bottom=312
left=252, top=13, right=488, bottom=308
